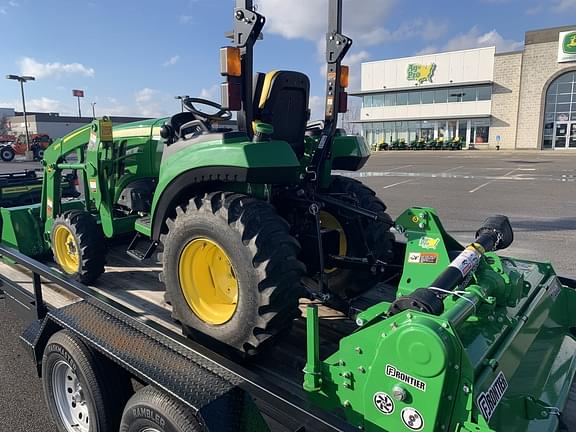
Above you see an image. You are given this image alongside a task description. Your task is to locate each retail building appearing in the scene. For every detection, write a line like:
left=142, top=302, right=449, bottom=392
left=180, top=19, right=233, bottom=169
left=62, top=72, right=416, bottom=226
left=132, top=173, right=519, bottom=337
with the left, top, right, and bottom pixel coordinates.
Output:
left=352, top=25, right=576, bottom=150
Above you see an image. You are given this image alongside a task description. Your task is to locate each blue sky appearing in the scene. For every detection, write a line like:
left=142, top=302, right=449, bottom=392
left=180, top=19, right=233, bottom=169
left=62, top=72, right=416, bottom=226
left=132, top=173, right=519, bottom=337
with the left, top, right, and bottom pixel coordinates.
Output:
left=1, top=0, right=575, bottom=119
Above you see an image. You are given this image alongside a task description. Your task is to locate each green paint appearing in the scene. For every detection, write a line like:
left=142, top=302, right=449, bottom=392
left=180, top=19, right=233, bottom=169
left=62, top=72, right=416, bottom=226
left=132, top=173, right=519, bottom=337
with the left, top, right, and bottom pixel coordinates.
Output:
left=563, top=32, right=576, bottom=54
left=407, top=63, right=436, bottom=84
left=304, top=207, right=576, bottom=432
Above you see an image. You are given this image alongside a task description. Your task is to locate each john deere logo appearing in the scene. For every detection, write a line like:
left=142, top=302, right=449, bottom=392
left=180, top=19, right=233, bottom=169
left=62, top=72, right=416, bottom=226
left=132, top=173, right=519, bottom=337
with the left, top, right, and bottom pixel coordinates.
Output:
left=407, top=63, right=436, bottom=84
left=563, top=32, right=576, bottom=54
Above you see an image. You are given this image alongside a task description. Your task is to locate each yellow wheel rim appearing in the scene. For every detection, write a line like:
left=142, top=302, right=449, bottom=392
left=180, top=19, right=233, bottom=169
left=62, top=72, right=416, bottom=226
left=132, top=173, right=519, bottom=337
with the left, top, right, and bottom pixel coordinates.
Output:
left=178, top=238, right=239, bottom=325
left=319, top=211, right=348, bottom=273
left=53, top=225, right=80, bottom=274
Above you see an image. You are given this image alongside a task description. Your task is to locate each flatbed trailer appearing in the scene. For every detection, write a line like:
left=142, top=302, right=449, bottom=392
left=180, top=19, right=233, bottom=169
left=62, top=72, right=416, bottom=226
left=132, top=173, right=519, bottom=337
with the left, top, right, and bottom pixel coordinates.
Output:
left=0, top=240, right=362, bottom=432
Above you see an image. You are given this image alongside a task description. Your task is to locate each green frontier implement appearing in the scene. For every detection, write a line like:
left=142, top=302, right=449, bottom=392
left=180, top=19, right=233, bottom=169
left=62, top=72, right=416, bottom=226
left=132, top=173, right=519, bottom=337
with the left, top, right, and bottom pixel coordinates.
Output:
left=304, top=208, right=576, bottom=431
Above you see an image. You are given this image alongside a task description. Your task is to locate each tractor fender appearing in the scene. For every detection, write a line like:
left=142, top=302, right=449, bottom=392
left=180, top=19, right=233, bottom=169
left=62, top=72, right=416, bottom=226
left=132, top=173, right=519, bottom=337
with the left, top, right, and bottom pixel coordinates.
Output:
left=149, top=165, right=297, bottom=240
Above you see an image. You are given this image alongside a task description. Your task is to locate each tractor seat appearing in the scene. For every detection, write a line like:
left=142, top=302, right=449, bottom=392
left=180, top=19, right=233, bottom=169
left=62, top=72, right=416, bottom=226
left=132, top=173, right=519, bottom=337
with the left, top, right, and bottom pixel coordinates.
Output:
left=253, top=71, right=310, bottom=158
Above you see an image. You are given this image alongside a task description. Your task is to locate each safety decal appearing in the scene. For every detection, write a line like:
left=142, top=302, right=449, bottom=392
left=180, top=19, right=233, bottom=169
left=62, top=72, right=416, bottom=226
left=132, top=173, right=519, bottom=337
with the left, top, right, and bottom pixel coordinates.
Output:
left=408, top=252, right=438, bottom=264
left=385, top=364, right=427, bottom=391
left=401, top=407, right=424, bottom=431
left=476, top=371, right=508, bottom=421
left=89, top=179, right=97, bottom=192
left=373, top=392, right=395, bottom=415
left=449, top=247, right=479, bottom=276
left=418, top=236, right=440, bottom=250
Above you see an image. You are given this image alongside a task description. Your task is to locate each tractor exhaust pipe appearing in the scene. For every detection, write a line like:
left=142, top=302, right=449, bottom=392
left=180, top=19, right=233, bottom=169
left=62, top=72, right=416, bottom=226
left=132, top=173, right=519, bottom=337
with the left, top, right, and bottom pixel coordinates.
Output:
left=389, top=215, right=514, bottom=316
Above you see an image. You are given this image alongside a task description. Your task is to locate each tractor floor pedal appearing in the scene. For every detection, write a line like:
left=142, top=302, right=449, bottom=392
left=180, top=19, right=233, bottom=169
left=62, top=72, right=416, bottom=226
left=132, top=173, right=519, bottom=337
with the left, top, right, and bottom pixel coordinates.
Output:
left=126, top=233, right=158, bottom=262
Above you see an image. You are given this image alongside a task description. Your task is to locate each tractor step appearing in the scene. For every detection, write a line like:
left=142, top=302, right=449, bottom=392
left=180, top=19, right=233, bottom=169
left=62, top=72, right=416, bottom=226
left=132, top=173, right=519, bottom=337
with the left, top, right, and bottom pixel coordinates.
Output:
left=126, top=233, right=158, bottom=261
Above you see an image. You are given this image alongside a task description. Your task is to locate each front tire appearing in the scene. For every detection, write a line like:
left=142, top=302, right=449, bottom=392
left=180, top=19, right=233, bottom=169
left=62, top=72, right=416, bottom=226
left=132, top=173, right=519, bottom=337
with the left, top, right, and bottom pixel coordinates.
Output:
left=1, top=145, right=15, bottom=162
left=161, top=192, right=305, bottom=355
left=51, top=210, right=106, bottom=284
left=120, top=386, right=201, bottom=432
left=321, top=176, right=395, bottom=298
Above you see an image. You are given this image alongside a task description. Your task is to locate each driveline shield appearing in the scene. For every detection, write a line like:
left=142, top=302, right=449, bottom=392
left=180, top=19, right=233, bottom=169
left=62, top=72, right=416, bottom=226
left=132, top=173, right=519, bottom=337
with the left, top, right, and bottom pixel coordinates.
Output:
left=476, top=371, right=508, bottom=421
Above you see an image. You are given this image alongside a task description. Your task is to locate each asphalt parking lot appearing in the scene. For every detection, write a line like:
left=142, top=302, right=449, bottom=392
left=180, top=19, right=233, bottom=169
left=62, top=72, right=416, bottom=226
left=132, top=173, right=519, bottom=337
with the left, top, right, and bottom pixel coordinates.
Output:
left=0, top=150, right=575, bottom=430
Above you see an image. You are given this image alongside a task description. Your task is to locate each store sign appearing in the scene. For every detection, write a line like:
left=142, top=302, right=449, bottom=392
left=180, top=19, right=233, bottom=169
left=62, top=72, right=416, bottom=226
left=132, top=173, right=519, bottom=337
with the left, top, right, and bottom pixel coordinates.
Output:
left=407, top=63, right=436, bottom=84
left=558, top=31, right=576, bottom=63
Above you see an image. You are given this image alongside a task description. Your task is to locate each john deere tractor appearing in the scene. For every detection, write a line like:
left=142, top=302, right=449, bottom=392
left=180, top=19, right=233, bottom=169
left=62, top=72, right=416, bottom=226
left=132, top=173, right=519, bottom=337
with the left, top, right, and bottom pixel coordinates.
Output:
left=0, top=0, right=394, bottom=355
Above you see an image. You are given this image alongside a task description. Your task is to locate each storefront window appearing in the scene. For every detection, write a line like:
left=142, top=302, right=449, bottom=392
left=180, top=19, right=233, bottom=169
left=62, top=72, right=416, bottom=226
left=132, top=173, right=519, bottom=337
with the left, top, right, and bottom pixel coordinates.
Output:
left=462, top=87, right=476, bottom=102
left=373, top=95, right=384, bottom=107
left=471, top=119, right=490, bottom=144
left=384, top=93, right=396, bottom=106
left=434, top=89, right=448, bottom=104
left=396, top=92, right=408, bottom=105
left=543, top=71, right=576, bottom=149
left=448, top=88, right=463, bottom=103
left=421, top=90, right=434, bottom=104
left=408, top=91, right=420, bottom=105
left=363, top=95, right=373, bottom=108
left=477, top=86, right=492, bottom=101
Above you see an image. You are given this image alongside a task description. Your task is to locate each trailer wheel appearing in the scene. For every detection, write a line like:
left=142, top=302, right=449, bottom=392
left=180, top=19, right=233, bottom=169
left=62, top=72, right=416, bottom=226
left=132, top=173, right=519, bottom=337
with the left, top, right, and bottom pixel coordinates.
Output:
left=51, top=210, right=106, bottom=284
left=161, top=192, right=305, bottom=355
left=320, top=175, right=395, bottom=298
left=560, top=376, right=576, bottom=431
left=42, top=330, right=132, bottom=432
left=0, top=145, right=15, bottom=162
left=120, top=386, right=201, bottom=432
left=33, top=145, right=45, bottom=160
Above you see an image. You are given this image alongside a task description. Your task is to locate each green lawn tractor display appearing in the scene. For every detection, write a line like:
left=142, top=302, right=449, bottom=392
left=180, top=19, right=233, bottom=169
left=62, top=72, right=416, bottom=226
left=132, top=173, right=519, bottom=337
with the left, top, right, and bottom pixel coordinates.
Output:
left=0, top=0, right=394, bottom=357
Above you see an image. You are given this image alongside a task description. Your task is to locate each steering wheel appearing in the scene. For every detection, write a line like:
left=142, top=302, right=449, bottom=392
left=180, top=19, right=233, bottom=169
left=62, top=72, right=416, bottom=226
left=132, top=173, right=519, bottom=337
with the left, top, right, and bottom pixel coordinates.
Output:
left=183, top=97, right=232, bottom=122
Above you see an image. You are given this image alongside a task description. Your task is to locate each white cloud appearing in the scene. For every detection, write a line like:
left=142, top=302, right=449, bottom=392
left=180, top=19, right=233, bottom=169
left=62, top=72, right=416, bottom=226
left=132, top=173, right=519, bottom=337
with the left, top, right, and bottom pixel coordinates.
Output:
left=135, top=88, right=157, bottom=104
left=0, top=8, right=7, bottom=14
left=18, top=57, right=95, bottom=79
left=418, top=26, right=522, bottom=54
left=163, top=55, right=180, bottom=67
left=257, top=0, right=395, bottom=47
left=27, top=97, right=61, bottom=112
left=8, top=1, right=19, bottom=6
left=199, top=84, right=220, bottom=101
left=309, top=95, right=324, bottom=121
left=179, top=15, right=194, bottom=24
left=554, top=0, right=576, bottom=11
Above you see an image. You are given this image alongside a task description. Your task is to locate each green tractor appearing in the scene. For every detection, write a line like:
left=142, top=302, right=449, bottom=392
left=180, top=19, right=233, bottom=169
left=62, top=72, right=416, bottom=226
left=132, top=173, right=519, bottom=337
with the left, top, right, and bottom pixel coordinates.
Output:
left=0, top=0, right=394, bottom=356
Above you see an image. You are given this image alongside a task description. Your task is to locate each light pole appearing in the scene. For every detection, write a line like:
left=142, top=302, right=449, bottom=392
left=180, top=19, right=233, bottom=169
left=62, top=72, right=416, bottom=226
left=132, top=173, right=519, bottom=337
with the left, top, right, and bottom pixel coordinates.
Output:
left=174, top=95, right=189, bottom=112
left=91, top=102, right=97, bottom=119
left=6, top=74, right=35, bottom=153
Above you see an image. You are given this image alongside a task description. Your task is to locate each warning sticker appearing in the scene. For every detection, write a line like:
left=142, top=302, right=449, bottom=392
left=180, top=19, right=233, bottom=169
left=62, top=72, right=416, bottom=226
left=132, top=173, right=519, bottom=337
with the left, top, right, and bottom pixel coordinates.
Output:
left=476, top=371, right=508, bottom=421
left=373, top=392, right=395, bottom=415
left=449, top=247, right=480, bottom=276
left=89, top=179, right=97, bottom=192
left=401, top=407, right=424, bottom=431
left=408, top=252, right=438, bottom=264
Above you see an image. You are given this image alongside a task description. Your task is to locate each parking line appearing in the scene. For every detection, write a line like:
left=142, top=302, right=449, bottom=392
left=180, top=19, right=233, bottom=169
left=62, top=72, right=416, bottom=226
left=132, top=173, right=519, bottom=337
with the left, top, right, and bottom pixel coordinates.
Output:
left=469, top=168, right=522, bottom=193
left=384, top=164, right=415, bottom=172
left=383, top=179, right=413, bottom=189
left=437, top=165, right=464, bottom=174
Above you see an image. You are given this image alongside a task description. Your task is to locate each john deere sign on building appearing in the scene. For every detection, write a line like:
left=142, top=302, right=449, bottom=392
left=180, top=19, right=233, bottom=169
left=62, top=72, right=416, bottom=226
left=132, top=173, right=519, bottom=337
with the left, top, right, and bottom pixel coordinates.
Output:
left=354, top=25, right=576, bottom=151
left=558, top=31, right=576, bottom=62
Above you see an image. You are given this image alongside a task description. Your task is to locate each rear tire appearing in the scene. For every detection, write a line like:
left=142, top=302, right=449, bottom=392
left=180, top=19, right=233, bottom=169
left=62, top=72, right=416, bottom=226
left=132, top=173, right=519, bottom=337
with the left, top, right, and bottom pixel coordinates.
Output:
left=51, top=210, right=106, bottom=284
left=1, top=145, right=15, bottom=162
left=120, top=386, right=201, bottom=432
left=42, top=330, right=132, bottom=432
left=161, top=192, right=305, bottom=355
left=321, top=175, right=395, bottom=298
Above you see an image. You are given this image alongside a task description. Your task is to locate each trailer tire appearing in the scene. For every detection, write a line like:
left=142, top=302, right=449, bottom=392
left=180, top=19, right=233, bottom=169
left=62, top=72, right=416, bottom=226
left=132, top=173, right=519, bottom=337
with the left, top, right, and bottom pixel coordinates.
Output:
left=120, top=386, right=201, bottom=432
left=320, top=175, right=395, bottom=298
left=560, top=376, right=576, bottom=431
left=0, top=145, right=15, bottom=162
left=161, top=192, right=305, bottom=356
left=51, top=210, right=106, bottom=284
left=42, top=330, right=132, bottom=432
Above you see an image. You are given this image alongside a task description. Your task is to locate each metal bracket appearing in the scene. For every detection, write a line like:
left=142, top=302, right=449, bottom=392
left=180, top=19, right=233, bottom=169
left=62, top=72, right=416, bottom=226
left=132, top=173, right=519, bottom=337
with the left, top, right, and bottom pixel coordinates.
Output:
left=230, top=7, right=265, bottom=48
left=326, top=32, right=352, bottom=64
left=523, top=395, right=561, bottom=420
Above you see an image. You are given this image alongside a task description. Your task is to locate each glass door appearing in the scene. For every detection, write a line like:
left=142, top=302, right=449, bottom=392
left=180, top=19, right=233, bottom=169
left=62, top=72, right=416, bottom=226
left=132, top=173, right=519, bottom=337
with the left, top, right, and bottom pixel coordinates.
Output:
left=554, top=122, right=568, bottom=149
left=570, top=123, right=576, bottom=148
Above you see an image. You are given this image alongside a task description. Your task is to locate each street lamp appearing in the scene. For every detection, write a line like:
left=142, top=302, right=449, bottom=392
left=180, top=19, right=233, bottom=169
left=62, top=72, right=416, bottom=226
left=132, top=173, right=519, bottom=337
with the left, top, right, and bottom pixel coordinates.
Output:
left=174, top=95, right=189, bottom=112
left=5, top=74, right=35, bottom=154
left=91, top=102, right=97, bottom=119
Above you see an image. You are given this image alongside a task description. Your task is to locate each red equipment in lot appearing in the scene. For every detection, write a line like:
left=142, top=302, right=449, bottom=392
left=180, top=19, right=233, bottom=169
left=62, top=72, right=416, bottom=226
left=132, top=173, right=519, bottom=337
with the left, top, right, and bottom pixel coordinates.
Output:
left=0, top=133, right=52, bottom=161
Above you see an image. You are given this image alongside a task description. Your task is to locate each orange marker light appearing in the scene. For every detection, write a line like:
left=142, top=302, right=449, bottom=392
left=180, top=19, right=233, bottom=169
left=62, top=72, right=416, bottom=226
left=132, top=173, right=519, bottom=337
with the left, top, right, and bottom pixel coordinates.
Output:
left=340, top=65, right=350, bottom=89
left=220, top=47, right=242, bottom=77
